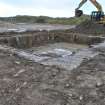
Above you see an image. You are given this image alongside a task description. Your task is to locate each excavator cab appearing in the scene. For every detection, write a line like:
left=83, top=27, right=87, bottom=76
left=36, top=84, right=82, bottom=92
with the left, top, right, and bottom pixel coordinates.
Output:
left=91, top=11, right=104, bottom=21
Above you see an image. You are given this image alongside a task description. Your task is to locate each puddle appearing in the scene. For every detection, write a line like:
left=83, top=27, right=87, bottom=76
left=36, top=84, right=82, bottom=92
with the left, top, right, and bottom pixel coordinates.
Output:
left=38, top=48, right=72, bottom=58
left=23, top=42, right=95, bottom=70
left=0, top=41, right=98, bottom=70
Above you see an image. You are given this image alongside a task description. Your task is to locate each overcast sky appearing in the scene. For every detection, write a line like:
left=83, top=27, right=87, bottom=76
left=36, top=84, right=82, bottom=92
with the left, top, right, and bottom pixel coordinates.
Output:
left=0, top=0, right=104, bottom=17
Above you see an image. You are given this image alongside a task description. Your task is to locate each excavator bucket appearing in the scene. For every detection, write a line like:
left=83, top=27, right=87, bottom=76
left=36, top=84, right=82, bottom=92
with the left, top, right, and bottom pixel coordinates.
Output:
left=75, top=10, right=83, bottom=17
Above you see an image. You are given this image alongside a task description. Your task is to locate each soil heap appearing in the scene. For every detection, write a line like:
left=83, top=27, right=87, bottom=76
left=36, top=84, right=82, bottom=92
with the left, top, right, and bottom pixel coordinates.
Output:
left=72, top=20, right=105, bottom=35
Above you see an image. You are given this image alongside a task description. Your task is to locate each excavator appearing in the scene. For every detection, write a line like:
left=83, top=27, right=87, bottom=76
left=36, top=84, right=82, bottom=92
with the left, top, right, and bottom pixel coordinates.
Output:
left=75, top=0, right=105, bottom=24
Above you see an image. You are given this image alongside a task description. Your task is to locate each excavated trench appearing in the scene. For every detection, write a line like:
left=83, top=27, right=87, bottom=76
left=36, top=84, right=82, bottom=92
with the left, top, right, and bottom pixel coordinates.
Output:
left=0, top=30, right=105, bottom=70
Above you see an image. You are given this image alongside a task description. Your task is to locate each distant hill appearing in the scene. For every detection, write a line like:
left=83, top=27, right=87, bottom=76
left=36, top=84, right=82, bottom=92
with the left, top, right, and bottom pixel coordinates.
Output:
left=0, top=15, right=90, bottom=25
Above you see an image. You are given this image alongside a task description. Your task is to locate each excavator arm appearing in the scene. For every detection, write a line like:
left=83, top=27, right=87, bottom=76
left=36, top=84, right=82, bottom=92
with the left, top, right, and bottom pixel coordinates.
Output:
left=76, top=0, right=87, bottom=10
left=75, top=0, right=103, bottom=17
left=76, top=0, right=102, bottom=11
left=90, top=0, right=102, bottom=11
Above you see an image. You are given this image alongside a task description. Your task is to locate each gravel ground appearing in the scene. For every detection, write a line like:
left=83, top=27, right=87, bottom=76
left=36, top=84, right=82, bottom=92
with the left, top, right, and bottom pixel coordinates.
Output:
left=0, top=44, right=105, bottom=105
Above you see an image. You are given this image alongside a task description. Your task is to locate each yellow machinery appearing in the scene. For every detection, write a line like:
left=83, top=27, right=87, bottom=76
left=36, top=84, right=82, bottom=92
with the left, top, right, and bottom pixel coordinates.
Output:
left=75, top=0, right=105, bottom=24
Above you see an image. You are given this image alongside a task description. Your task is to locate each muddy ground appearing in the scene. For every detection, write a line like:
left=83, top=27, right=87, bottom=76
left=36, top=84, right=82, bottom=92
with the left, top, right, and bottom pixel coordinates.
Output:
left=0, top=22, right=105, bottom=105
left=0, top=21, right=75, bottom=32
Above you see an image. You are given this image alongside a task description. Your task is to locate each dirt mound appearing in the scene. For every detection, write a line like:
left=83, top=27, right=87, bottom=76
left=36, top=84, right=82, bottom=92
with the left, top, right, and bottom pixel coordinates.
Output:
left=72, top=20, right=105, bottom=35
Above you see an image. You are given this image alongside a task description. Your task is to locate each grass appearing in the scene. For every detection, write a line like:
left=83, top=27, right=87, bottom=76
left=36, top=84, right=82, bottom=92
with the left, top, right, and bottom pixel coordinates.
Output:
left=0, top=15, right=90, bottom=25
